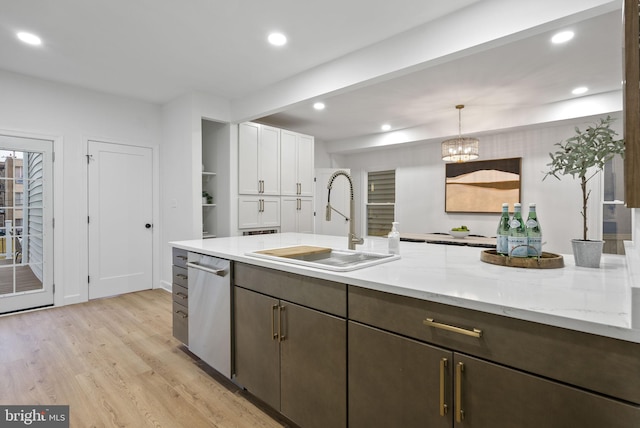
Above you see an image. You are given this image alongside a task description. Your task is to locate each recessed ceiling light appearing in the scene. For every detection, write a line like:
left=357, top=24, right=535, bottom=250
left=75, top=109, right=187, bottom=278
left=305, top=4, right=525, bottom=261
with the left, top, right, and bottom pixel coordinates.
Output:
left=381, top=124, right=391, bottom=131
left=313, top=102, right=325, bottom=110
left=17, top=31, right=42, bottom=46
left=268, top=32, right=287, bottom=46
left=551, top=31, right=574, bottom=44
left=572, top=86, right=588, bottom=95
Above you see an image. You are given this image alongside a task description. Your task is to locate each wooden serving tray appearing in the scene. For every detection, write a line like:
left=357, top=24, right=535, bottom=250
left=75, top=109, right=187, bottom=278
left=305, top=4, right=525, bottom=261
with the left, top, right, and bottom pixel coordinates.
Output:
left=255, top=245, right=332, bottom=259
left=480, top=249, right=564, bottom=269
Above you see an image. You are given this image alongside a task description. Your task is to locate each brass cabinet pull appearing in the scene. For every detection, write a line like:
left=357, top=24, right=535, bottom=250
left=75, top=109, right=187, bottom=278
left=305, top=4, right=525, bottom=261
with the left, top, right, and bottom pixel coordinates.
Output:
left=278, top=305, right=286, bottom=342
left=297, top=182, right=301, bottom=195
left=456, top=362, right=464, bottom=423
left=424, top=318, right=482, bottom=338
left=175, top=310, right=188, bottom=319
left=176, top=273, right=187, bottom=280
left=439, top=357, right=448, bottom=416
left=271, top=304, right=279, bottom=340
left=175, top=292, right=187, bottom=299
left=297, top=198, right=301, bottom=210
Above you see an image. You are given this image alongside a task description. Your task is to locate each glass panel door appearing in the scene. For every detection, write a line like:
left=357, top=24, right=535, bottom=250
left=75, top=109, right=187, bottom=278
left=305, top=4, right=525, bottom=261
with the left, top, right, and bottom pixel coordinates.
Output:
left=0, top=136, right=53, bottom=314
left=602, top=155, right=632, bottom=255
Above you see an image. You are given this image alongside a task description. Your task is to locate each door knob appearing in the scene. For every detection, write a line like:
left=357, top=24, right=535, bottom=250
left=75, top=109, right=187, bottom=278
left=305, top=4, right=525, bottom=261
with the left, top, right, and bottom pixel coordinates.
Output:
left=145, top=223, right=152, bottom=229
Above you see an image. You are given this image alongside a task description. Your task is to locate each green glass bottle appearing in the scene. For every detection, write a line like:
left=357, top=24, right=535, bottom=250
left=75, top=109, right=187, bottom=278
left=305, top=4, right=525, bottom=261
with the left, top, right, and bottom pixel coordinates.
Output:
left=508, top=203, right=528, bottom=257
left=525, top=203, right=542, bottom=257
left=496, top=203, right=510, bottom=255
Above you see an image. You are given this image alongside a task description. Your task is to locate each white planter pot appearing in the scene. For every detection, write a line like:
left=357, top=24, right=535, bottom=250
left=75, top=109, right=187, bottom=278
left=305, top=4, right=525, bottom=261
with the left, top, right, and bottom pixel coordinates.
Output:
left=571, top=239, right=604, bottom=268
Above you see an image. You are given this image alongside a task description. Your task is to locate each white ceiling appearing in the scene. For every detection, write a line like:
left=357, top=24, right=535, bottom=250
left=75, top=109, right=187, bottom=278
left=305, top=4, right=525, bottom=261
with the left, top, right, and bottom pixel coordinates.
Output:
left=0, top=0, right=623, bottom=145
left=0, top=0, right=478, bottom=102
left=259, top=10, right=623, bottom=143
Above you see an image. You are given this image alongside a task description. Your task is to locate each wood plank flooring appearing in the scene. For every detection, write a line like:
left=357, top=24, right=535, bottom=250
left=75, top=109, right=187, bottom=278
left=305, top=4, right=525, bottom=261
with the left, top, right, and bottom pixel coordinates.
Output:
left=0, top=289, right=291, bottom=427
left=0, top=264, right=43, bottom=295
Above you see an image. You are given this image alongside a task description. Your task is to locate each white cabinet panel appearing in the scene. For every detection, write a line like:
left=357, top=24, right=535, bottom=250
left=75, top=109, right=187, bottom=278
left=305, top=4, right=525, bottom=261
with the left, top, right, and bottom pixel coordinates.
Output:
left=297, top=134, right=314, bottom=197
left=281, top=196, right=314, bottom=233
left=238, top=196, right=280, bottom=229
left=239, top=122, right=280, bottom=195
left=281, top=130, right=314, bottom=197
left=238, top=123, right=260, bottom=194
left=260, top=126, right=280, bottom=195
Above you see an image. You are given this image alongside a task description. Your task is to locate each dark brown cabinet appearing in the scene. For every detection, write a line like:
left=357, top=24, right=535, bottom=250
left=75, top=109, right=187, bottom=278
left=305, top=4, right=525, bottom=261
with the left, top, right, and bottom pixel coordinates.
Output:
left=171, top=252, right=640, bottom=427
left=234, top=286, right=280, bottom=408
left=349, top=321, right=452, bottom=428
left=456, top=353, right=639, bottom=428
left=348, top=285, right=640, bottom=428
left=233, top=263, right=347, bottom=428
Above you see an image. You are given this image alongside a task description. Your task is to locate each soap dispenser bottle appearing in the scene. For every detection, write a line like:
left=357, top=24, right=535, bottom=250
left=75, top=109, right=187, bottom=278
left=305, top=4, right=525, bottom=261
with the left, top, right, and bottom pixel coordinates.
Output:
left=388, top=222, right=400, bottom=255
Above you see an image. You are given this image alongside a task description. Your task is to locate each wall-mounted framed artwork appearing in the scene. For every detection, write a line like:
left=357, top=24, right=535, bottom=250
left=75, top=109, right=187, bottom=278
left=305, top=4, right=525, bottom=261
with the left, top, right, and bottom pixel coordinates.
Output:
left=445, top=157, right=521, bottom=213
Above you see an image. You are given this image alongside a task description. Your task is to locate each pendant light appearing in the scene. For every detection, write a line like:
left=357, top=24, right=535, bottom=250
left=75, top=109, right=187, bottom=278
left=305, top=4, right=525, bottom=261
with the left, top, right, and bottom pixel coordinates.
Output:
left=441, top=105, right=479, bottom=162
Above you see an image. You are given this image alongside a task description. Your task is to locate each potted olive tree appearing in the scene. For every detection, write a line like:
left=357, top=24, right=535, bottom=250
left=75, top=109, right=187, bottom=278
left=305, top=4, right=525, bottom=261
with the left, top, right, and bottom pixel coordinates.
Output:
left=543, top=116, right=625, bottom=267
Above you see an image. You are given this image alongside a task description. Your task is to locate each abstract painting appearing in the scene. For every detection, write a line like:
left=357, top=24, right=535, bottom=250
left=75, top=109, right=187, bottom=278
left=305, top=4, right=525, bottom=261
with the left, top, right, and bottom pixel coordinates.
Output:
left=445, top=157, right=521, bottom=213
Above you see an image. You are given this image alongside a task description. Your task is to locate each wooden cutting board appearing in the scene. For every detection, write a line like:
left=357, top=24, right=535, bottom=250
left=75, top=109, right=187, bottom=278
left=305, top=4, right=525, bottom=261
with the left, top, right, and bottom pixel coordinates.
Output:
left=256, top=245, right=332, bottom=258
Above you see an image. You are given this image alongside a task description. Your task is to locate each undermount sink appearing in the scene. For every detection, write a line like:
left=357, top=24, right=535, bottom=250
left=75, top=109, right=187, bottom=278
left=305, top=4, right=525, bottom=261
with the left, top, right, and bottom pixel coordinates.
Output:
left=247, top=246, right=400, bottom=272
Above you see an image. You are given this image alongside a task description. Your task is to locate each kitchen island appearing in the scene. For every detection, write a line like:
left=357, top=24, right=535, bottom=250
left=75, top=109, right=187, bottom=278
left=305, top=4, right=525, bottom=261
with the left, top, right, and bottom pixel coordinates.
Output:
left=171, top=233, right=640, bottom=428
left=172, top=232, right=638, bottom=342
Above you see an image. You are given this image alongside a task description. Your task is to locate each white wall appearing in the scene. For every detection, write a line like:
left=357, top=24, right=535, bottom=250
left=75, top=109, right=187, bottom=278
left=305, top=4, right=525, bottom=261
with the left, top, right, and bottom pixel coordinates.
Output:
left=331, top=114, right=623, bottom=254
left=159, top=92, right=232, bottom=290
left=0, top=69, right=162, bottom=306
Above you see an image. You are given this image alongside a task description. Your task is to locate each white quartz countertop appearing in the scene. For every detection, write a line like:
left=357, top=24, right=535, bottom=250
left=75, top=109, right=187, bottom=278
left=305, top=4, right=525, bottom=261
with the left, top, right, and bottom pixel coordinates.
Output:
left=171, top=233, right=640, bottom=343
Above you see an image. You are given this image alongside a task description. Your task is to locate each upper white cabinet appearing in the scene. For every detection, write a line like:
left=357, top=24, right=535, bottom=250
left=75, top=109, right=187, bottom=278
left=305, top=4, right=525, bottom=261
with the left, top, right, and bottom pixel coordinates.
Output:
left=280, top=130, right=314, bottom=197
left=238, top=122, right=280, bottom=195
left=237, top=122, right=315, bottom=231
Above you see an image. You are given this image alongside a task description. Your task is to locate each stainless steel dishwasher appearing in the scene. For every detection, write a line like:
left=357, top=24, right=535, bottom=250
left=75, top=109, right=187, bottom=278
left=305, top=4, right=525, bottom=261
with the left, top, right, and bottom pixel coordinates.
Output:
left=187, top=253, right=231, bottom=378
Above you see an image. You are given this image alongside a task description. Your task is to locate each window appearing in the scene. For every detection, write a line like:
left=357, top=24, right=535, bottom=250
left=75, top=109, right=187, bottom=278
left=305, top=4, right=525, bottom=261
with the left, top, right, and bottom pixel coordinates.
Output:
left=367, top=170, right=395, bottom=236
left=602, top=155, right=631, bottom=254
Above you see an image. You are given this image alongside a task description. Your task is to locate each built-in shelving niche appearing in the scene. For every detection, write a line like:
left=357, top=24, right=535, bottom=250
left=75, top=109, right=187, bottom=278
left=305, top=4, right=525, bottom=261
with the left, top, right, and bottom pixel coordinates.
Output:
left=202, top=119, right=232, bottom=238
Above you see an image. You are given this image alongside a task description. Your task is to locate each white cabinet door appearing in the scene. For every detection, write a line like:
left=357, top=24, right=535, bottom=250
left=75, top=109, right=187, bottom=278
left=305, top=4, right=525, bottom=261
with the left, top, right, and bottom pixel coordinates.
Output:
left=261, top=197, right=281, bottom=227
left=238, top=197, right=261, bottom=229
left=281, top=197, right=298, bottom=233
left=238, top=123, right=280, bottom=195
left=238, top=196, right=280, bottom=229
left=280, top=131, right=314, bottom=197
left=298, top=197, right=314, bottom=233
left=260, top=126, right=280, bottom=195
left=238, top=123, right=260, bottom=194
left=297, top=134, right=314, bottom=197
left=280, top=131, right=298, bottom=196
left=281, top=197, right=314, bottom=233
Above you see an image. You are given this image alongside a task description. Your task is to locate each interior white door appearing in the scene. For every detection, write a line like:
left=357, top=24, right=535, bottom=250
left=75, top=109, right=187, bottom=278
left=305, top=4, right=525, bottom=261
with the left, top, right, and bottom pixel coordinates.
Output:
left=88, top=141, right=153, bottom=299
left=0, top=135, right=54, bottom=314
left=315, top=168, right=350, bottom=237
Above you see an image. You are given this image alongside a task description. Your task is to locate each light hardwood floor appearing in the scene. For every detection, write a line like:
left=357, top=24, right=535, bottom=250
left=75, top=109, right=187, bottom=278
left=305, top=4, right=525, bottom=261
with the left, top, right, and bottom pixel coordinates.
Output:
left=0, top=289, right=291, bottom=427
